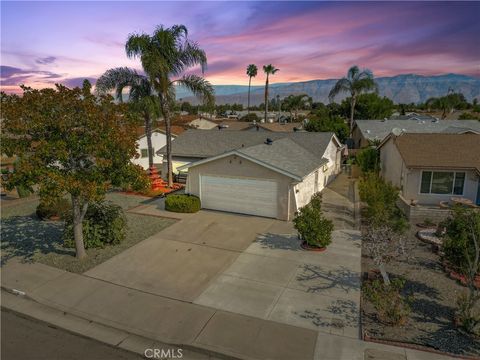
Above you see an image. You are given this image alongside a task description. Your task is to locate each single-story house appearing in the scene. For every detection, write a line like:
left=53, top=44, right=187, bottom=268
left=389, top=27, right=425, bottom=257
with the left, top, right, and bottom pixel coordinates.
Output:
left=188, top=118, right=217, bottom=130
left=132, top=127, right=183, bottom=170
left=159, top=130, right=343, bottom=220
left=352, top=119, right=480, bottom=149
left=378, top=133, right=480, bottom=206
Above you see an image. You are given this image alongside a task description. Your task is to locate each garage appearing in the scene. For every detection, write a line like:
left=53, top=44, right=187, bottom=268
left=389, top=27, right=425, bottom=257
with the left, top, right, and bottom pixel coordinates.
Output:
left=200, top=175, right=278, bottom=218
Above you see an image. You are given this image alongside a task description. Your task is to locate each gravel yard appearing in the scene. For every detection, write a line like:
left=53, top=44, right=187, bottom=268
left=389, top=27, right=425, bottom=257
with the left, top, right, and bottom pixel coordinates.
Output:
left=1, top=193, right=175, bottom=273
left=361, top=226, right=480, bottom=357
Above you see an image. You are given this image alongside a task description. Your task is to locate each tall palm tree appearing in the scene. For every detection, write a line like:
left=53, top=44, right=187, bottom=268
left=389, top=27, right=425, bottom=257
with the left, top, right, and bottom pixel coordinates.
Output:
left=246, top=64, right=258, bottom=114
left=284, top=94, right=312, bottom=121
left=263, top=64, right=279, bottom=122
left=96, top=67, right=159, bottom=169
left=329, top=65, right=376, bottom=136
left=126, top=25, right=214, bottom=187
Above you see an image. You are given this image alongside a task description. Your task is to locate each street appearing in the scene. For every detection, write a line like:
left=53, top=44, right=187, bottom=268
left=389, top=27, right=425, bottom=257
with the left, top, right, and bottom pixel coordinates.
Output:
left=1, top=310, right=142, bottom=360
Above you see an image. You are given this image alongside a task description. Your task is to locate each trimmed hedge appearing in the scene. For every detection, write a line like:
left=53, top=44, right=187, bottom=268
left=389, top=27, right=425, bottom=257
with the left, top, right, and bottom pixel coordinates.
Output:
left=165, top=194, right=201, bottom=213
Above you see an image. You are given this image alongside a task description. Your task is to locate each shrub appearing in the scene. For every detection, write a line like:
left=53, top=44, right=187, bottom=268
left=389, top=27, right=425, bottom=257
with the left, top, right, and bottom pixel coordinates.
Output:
left=293, top=193, right=334, bottom=248
left=240, top=113, right=259, bottom=122
left=443, top=206, right=480, bottom=274
left=363, top=278, right=412, bottom=326
left=165, top=194, right=201, bottom=213
left=456, top=292, right=480, bottom=336
left=16, top=185, right=31, bottom=198
left=36, top=198, right=71, bottom=220
left=63, top=201, right=127, bottom=249
left=356, top=147, right=379, bottom=173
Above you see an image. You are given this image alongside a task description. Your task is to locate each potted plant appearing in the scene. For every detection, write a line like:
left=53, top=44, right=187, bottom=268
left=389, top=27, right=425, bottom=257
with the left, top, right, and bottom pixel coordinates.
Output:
left=293, top=193, right=334, bottom=251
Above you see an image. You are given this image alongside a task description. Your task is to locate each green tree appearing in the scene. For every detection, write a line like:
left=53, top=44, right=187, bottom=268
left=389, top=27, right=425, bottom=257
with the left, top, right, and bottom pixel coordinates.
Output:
left=305, top=115, right=348, bottom=142
left=283, top=94, right=312, bottom=120
left=96, top=67, right=160, bottom=170
left=126, top=24, right=215, bottom=187
left=1, top=83, right=148, bottom=259
left=356, top=147, right=379, bottom=173
left=262, top=64, right=279, bottom=122
left=426, top=92, right=468, bottom=119
left=246, top=64, right=258, bottom=114
left=341, top=93, right=394, bottom=120
left=329, top=66, right=376, bottom=135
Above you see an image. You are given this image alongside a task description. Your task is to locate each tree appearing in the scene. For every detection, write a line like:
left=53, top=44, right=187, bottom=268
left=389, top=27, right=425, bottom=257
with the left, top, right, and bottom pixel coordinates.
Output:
left=340, top=93, right=394, bottom=120
left=96, top=67, right=160, bottom=170
left=329, top=65, right=376, bottom=136
left=426, top=92, right=468, bottom=119
left=305, top=115, right=349, bottom=142
left=126, top=24, right=215, bottom=187
left=1, top=83, right=148, bottom=259
left=283, top=94, right=312, bottom=120
left=262, top=64, right=279, bottom=122
left=246, top=64, right=258, bottom=114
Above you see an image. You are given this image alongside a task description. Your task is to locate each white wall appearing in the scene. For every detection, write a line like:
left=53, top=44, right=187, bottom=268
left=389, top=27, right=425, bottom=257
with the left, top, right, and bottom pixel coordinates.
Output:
left=132, top=132, right=172, bottom=170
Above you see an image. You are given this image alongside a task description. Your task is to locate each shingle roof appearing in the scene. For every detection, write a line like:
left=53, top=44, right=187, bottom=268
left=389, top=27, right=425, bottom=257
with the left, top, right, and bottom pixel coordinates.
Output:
left=391, top=133, right=480, bottom=173
left=238, top=138, right=328, bottom=178
left=355, top=119, right=480, bottom=141
left=157, top=129, right=336, bottom=159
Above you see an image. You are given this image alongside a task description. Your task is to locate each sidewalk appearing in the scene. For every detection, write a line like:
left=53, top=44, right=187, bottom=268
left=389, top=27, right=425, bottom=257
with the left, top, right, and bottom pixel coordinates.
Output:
left=1, top=259, right=456, bottom=360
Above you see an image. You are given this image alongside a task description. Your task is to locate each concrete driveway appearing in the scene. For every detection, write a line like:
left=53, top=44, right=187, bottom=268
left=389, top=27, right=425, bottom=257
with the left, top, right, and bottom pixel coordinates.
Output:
left=194, top=174, right=362, bottom=338
left=85, top=211, right=275, bottom=302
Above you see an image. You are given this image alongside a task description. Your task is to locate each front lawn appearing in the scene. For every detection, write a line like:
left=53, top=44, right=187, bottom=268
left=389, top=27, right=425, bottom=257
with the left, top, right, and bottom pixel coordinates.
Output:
left=1, top=193, right=175, bottom=273
left=361, top=227, right=480, bottom=357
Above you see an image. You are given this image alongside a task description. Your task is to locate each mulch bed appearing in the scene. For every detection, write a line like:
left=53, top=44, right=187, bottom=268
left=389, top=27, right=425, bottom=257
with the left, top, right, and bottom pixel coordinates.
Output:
left=361, top=226, right=480, bottom=357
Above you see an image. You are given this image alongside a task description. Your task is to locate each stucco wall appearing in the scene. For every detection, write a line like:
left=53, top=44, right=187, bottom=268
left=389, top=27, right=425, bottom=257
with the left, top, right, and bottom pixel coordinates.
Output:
left=185, top=154, right=296, bottom=220
left=403, top=169, right=479, bottom=205
left=132, top=132, right=171, bottom=170
left=379, top=139, right=406, bottom=189
left=351, top=127, right=369, bottom=149
left=162, top=156, right=202, bottom=178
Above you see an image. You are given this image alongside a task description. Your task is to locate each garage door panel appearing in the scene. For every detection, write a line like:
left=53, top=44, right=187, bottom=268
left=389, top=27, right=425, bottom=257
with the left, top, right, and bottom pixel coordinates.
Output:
left=200, top=175, right=278, bottom=218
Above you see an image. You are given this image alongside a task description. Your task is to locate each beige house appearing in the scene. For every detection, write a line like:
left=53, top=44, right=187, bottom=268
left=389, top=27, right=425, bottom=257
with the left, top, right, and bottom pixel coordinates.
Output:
left=379, top=133, right=480, bottom=206
left=162, top=130, right=343, bottom=220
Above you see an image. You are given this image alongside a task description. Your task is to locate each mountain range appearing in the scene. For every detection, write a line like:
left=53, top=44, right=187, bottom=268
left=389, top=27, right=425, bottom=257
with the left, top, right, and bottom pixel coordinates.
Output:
left=177, top=74, right=480, bottom=105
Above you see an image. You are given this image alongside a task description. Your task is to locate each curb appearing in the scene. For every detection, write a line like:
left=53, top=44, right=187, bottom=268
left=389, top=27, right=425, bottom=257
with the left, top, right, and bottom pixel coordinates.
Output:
left=1, top=288, right=239, bottom=360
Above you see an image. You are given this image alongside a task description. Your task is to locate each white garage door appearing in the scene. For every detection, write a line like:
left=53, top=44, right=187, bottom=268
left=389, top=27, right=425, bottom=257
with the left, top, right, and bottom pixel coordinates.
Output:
left=200, top=175, right=278, bottom=218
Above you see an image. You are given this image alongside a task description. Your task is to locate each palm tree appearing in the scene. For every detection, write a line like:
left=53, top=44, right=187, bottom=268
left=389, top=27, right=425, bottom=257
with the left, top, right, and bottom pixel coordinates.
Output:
left=96, top=67, right=159, bottom=169
left=283, top=94, right=312, bottom=121
left=329, top=65, right=376, bottom=136
left=126, top=25, right=214, bottom=187
left=263, top=64, right=279, bottom=122
left=246, top=64, right=258, bottom=114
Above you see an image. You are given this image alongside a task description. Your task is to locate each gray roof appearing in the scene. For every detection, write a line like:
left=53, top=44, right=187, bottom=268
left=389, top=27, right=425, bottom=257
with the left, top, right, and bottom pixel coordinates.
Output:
left=158, top=129, right=337, bottom=159
left=237, top=138, right=328, bottom=178
left=355, top=119, right=480, bottom=141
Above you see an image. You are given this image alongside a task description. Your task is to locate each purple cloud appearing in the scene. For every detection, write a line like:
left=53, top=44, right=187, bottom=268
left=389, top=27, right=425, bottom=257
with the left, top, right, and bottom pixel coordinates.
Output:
left=35, top=56, right=57, bottom=65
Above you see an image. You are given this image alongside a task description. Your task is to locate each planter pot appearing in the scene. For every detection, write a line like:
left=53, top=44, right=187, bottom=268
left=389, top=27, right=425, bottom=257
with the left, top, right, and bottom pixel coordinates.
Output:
left=300, top=241, right=326, bottom=252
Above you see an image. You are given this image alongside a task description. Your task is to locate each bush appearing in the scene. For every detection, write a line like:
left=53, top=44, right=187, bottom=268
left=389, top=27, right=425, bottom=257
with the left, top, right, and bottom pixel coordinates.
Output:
left=240, top=113, right=259, bottom=122
left=63, top=201, right=127, bottom=249
left=443, top=206, right=480, bottom=274
left=363, top=278, right=412, bottom=326
left=36, top=198, right=71, bottom=220
left=356, top=147, right=379, bottom=173
left=455, top=292, right=480, bottom=336
left=165, top=194, right=201, bottom=213
left=16, top=185, right=31, bottom=198
left=293, top=193, right=334, bottom=248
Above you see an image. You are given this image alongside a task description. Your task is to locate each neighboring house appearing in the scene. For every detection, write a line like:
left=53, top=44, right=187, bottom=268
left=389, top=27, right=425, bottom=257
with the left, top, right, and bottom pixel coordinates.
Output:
left=378, top=133, right=480, bottom=206
left=389, top=112, right=438, bottom=121
left=352, top=119, right=480, bottom=148
left=132, top=128, right=179, bottom=170
left=159, top=130, right=343, bottom=220
left=188, top=118, right=217, bottom=130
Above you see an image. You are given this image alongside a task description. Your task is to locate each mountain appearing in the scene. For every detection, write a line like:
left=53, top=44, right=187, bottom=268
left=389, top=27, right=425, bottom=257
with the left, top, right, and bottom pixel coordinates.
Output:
left=179, top=74, right=480, bottom=105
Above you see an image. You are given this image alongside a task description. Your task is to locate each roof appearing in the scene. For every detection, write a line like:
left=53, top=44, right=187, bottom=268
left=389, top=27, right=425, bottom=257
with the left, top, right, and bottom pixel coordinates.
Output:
left=158, top=129, right=339, bottom=160
left=355, top=119, right=480, bottom=141
left=385, top=133, right=480, bottom=173
left=136, top=126, right=185, bottom=139
left=212, top=120, right=253, bottom=131
left=255, top=122, right=304, bottom=132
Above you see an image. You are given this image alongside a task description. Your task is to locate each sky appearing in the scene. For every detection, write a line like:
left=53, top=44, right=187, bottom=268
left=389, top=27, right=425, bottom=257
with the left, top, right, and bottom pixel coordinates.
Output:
left=1, top=1, right=479, bottom=94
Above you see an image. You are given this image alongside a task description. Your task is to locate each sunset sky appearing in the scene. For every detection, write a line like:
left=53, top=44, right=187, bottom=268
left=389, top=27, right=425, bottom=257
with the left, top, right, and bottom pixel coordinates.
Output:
left=1, top=1, right=479, bottom=94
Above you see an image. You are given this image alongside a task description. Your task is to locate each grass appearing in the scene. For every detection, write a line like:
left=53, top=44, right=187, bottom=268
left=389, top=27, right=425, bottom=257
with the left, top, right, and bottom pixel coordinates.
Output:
left=1, top=192, right=176, bottom=273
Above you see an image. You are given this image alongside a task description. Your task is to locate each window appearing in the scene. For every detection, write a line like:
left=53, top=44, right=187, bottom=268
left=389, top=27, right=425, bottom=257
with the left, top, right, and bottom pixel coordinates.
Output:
left=140, top=149, right=148, bottom=158
left=420, top=171, right=465, bottom=195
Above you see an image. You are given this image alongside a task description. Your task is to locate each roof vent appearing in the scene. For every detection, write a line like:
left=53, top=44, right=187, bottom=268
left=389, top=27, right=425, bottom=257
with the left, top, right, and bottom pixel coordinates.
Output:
left=265, top=138, right=273, bottom=145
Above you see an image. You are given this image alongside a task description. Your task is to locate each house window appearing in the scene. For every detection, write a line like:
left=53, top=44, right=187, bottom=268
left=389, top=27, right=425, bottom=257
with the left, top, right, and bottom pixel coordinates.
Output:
left=420, top=171, right=465, bottom=195
left=141, top=149, right=148, bottom=158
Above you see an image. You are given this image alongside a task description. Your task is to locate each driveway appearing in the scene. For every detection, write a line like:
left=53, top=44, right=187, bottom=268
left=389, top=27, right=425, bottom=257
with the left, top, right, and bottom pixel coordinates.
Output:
left=193, top=173, right=362, bottom=338
left=85, top=211, right=275, bottom=302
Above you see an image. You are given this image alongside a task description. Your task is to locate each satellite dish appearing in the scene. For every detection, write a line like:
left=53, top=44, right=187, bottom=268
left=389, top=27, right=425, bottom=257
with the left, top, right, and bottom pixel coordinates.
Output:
left=391, top=128, right=403, bottom=136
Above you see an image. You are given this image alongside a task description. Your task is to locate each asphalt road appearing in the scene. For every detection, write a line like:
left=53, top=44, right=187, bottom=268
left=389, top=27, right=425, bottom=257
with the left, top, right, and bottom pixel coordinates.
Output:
left=1, top=310, right=143, bottom=360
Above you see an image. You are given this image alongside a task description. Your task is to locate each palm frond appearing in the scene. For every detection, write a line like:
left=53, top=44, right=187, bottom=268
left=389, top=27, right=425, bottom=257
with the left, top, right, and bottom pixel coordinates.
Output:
left=174, top=74, right=215, bottom=107
left=95, top=67, right=145, bottom=101
left=125, top=33, right=151, bottom=59
left=328, top=78, right=351, bottom=101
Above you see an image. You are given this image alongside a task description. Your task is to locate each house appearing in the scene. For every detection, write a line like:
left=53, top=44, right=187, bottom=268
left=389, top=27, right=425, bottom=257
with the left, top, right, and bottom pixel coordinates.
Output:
left=378, top=133, right=480, bottom=208
left=158, top=130, right=343, bottom=220
left=132, top=127, right=183, bottom=170
left=352, top=119, right=480, bottom=148
left=389, top=112, right=438, bottom=121
left=188, top=118, right=217, bottom=130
